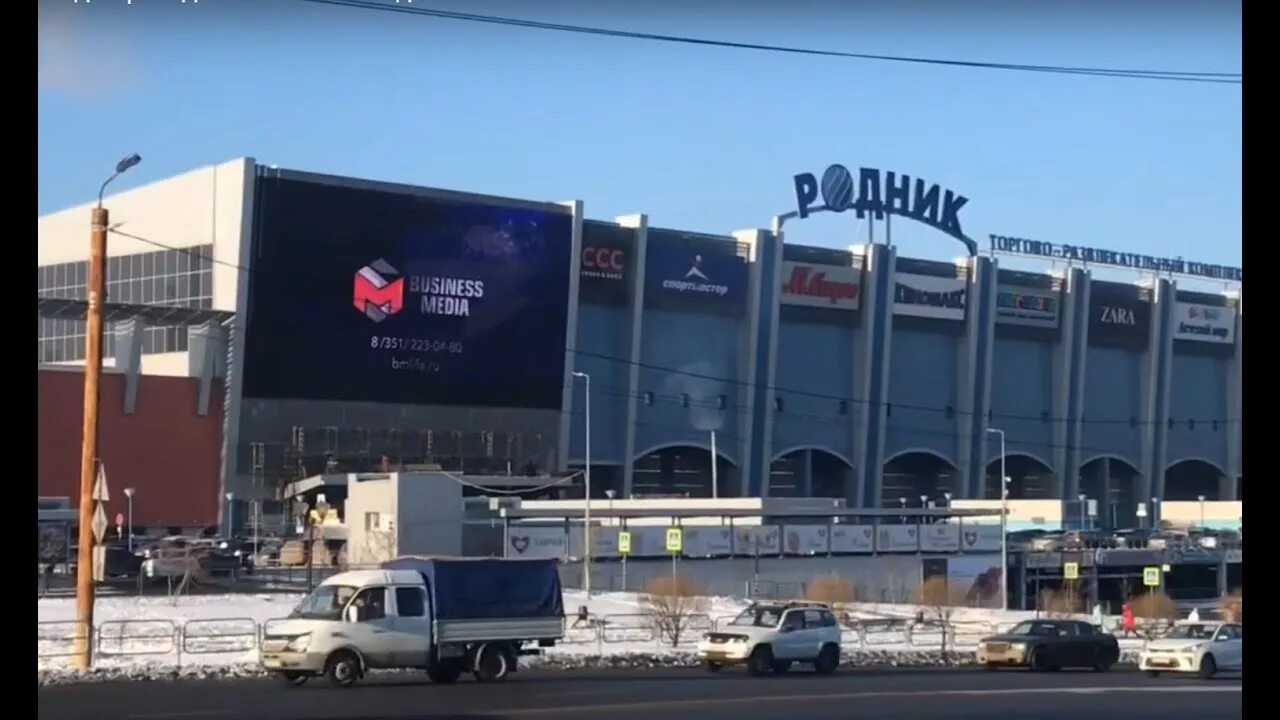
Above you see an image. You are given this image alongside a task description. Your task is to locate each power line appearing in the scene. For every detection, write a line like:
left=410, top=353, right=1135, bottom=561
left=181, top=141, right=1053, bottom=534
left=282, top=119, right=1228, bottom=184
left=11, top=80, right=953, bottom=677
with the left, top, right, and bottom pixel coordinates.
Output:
left=293, top=0, right=1241, bottom=85
left=81, top=227, right=1240, bottom=429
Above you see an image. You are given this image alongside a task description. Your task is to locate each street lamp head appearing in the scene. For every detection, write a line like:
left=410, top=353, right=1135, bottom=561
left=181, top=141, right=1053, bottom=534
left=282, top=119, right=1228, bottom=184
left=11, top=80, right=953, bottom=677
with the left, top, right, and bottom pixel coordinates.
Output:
left=123, top=487, right=135, bottom=498
left=225, top=492, right=234, bottom=501
left=115, top=153, right=142, bottom=174
left=605, top=489, right=616, bottom=499
left=572, top=371, right=588, bottom=379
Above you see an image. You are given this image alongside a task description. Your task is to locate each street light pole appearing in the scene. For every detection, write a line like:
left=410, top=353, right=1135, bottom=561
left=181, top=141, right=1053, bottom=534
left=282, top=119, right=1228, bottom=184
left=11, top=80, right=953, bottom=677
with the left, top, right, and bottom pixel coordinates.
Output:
left=572, top=371, right=591, bottom=596
left=123, top=488, right=135, bottom=552
left=73, top=153, right=141, bottom=670
left=1198, top=495, right=1206, bottom=527
left=986, top=428, right=1008, bottom=611
left=225, top=492, right=235, bottom=538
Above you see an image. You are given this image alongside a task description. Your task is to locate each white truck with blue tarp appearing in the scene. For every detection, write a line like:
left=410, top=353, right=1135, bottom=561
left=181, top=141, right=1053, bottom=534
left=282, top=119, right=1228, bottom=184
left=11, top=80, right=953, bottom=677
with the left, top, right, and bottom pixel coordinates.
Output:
left=259, top=556, right=565, bottom=687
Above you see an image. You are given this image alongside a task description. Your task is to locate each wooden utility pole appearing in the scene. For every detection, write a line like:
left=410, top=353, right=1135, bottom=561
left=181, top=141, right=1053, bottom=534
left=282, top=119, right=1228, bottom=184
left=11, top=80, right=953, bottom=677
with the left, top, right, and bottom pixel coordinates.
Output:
left=72, top=205, right=108, bottom=669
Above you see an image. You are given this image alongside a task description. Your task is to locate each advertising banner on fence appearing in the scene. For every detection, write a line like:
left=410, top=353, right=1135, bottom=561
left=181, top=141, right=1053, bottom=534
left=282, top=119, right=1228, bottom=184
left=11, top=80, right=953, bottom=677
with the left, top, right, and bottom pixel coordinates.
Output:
left=959, top=524, right=1003, bottom=552
left=683, top=527, right=735, bottom=557
left=242, top=177, right=574, bottom=409
left=876, top=525, right=920, bottom=552
left=1088, top=284, right=1151, bottom=349
left=645, top=235, right=748, bottom=313
left=995, top=286, right=1061, bottom=328
left=947, top=555, right=1004, bottom=607
left=580, top=222, right=631, bottom=306
left=893, top=273, right=967, bottom=320
left=783, top=525, right=830, bottom=555
left=779, top=262, right=861, bottom=311
left=920, top=523, right=961, bottom=552
left=734, top=526, right=781, bottom=555
left=506, top=525, right=569, bottom=559
left=1173, top=302, right=1237, bottom=344
left=829, top=525, right=875, bottom=553
left=568, top=526, right=621, bottom=559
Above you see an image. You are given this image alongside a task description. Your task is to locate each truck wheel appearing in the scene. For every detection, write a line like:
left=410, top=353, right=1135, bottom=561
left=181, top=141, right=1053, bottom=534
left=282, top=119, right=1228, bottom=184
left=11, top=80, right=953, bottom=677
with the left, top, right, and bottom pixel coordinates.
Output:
left=428, top=660, right=464, bottom=684
left=473, top=644, right=510, bottom=683
left=325, top=651, right=361, bottom=688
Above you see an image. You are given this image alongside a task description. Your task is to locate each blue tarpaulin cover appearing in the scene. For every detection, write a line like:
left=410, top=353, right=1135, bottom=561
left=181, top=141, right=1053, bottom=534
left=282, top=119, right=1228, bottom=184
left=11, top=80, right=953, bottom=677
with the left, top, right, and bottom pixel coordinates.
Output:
left=382, top=557, right=564, bottom=621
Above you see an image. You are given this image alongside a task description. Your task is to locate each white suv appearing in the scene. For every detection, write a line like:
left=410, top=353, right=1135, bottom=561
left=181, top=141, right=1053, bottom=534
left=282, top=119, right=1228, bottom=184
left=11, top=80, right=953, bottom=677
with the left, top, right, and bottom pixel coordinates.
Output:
left=697, top=602, right=843, bottom=675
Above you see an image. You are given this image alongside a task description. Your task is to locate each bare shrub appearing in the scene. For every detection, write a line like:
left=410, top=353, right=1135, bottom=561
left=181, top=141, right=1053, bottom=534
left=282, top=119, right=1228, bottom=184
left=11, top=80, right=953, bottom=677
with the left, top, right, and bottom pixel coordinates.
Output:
left=914, top=576, right=973, bottom=661
left=1221, top=590, right=1242, bottom=623
left=641, top=574, right=709, bottom=647
left=806, top=574, right=857, bottom=605
left=1038, top=586, right=1085, bottom=618
left=1128, top=591, right=1179, bottom=638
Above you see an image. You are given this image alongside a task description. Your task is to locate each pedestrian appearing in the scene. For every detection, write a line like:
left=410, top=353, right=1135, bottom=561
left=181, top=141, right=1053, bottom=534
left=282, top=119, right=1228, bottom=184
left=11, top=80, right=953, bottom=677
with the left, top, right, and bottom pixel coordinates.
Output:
left=1121, top=603, right=1136, bottom=637
left=1187, top=606, right=1201, bottom=622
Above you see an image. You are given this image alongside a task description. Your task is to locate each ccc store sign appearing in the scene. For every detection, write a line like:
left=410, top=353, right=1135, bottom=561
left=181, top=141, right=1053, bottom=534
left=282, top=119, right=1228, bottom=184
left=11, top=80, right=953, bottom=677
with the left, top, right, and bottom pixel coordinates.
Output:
left=582, top=246, right=626, bottom=279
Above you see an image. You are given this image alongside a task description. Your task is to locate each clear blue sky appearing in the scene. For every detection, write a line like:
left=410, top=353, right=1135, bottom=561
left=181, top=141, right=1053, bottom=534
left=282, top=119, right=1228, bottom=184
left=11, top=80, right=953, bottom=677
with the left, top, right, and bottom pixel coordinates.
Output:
left=38, top=0, right=1241, bottom=287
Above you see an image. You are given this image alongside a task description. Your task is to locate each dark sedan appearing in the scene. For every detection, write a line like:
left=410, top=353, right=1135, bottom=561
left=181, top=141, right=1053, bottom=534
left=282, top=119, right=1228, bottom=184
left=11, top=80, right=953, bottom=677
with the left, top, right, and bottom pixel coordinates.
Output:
left=977, top=619, right=1120, bottom=672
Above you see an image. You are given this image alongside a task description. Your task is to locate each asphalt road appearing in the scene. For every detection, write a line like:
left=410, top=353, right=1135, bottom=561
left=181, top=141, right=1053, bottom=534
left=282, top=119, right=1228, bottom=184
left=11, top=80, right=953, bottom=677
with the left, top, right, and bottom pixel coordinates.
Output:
left=38, top=667, right=1241, bottom=720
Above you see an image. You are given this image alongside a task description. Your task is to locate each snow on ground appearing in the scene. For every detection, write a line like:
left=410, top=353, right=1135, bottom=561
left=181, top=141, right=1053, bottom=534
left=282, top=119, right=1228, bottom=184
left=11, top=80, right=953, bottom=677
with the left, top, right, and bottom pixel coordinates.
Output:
left=37, top=590, right=1145, bottom=683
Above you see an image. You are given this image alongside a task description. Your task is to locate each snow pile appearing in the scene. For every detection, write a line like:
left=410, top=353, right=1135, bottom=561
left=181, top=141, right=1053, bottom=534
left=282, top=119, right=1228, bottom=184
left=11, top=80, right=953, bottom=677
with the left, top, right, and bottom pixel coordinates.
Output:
left=37, top=590, right=1143, bottom=685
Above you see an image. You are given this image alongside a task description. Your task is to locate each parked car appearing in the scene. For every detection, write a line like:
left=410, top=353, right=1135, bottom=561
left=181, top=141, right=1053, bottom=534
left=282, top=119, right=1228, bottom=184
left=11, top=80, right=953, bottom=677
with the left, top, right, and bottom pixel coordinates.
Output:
left=977, top=619, right=1120, bottom=672
left=1139, top=621, right=1242, bottom=678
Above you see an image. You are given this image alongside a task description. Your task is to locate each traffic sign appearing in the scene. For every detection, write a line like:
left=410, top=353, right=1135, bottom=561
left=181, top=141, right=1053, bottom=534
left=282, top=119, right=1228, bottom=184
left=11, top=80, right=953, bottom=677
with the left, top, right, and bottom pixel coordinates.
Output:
left=90, top=503, right=108, bottom=544
left=618, top=531, right=632, bottom=555
left=1143, top=566, right=1161, bottom=587
left=665, top=527, right=683, bottom=553
left=1063, top=562, right=1079, bottom=581
left=92, top=462, right=109, bottom=502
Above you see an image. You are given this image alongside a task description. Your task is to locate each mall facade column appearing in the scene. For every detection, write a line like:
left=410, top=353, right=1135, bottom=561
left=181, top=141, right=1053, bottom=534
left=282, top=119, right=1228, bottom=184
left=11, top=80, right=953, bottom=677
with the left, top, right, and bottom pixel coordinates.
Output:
left=188, top=320, right=229, bottom=417
left=957, top=255, right=997, bottom=499
left=219, top=160, right=262, bottom=520
left=738, top=227, right=781, bottom=497
left=1052, top=269, right=1090, bottom=499
left=1139, top=279, right=1176, bottom=506
left=853, top=243, right=895, bottom=508
left=618, top=214, right=650, bottom=499
left=1224, top=297, right=1242, bottom=501
left=555, top=201, right=586, bottom=476
left=113, top=317, right=146, bottom=414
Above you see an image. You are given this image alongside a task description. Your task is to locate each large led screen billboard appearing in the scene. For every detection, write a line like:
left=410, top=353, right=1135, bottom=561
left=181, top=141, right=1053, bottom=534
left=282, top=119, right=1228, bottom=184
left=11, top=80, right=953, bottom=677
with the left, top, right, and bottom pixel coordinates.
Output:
left=241, top=175, right=574, bottom=409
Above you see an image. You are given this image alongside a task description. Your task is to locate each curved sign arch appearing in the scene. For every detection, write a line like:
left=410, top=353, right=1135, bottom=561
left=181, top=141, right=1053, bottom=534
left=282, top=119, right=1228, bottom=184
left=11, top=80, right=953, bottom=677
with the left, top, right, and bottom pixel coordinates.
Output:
left=786, top=164, right=977, bottom=256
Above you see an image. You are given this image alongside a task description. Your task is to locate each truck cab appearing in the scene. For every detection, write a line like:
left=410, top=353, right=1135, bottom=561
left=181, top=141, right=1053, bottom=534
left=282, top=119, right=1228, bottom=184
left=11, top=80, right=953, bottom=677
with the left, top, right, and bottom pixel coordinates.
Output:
left=261, top=558, right=564, bottom=687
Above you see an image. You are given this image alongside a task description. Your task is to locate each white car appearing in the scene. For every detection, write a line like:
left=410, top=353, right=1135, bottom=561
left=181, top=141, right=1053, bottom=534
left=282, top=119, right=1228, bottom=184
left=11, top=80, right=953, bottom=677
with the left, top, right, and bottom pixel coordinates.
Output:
left=697, top=602, right=842, bottom=676
left=1139, top=621, right=1242, bottom=678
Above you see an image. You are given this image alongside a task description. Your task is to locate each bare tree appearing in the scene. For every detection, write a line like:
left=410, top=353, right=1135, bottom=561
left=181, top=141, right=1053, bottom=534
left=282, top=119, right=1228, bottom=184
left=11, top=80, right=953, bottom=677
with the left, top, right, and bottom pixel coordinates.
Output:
left=914, top=576, right=971, bottom=663
left=641, top=574, right=709, bottom=647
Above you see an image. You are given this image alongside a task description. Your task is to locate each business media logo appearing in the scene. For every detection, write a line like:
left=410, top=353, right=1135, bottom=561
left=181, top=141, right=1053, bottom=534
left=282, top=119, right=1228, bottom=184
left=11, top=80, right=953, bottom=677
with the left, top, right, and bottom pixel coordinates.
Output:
left=353, top=259, right=405, bottom=323
left=662, top=254, right=730, bottom=296
left=353, top=258, right=485, bottom=323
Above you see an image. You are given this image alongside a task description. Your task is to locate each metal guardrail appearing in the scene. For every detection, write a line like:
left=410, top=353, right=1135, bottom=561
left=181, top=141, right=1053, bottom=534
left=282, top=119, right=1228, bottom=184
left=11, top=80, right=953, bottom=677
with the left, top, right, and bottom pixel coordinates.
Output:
left=37, top=611, right=1164, bottom=667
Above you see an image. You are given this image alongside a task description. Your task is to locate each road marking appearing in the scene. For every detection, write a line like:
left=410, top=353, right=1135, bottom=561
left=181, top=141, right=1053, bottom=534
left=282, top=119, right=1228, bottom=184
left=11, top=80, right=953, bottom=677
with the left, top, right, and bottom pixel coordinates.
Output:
left=128, top=707, right=234, bottom=712
left=500, top=685, right=1241, bottom=716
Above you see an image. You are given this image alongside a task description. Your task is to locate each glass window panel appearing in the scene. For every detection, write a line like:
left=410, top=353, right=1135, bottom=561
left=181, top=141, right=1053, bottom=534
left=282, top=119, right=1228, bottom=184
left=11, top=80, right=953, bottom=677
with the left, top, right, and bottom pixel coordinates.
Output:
left=176, top=327, right=189, bottom=352
left=161, top=251, right=174, bottom=275
left=163, top=276, right=179, bottom=303
left=108, top=255, right=121, bottom=278
left=73, top=262, right=85, bottom=286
